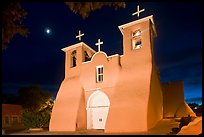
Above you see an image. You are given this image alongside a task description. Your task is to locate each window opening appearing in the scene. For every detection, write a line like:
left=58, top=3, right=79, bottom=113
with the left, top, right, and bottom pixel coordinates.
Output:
left=132, top=30, right=142, bottom=50
left=85, top=51, right=91, bottom=62
left=71, top=50, right=77, bottom=67
left=96, top=65, right=103, bottom=83
left=132, top=30, right=141, bottom=38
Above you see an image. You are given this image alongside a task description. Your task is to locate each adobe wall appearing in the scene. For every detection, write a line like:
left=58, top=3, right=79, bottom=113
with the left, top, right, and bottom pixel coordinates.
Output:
left=49, top=77, right=86, bottom=131
left=76, top=90, right=87, bottom=130
left=105, top=72, right=152, bottom=132
left=161, top=81, right=195, bottom=118
left=2, top=104, right=24, bottom=128
left=80, top=52, right=121, bottom=93
left=81, top=52, right=122, bottom=128
left=147, top=63, right=163, bottom=129
left=50, top=51, right=122, bottom=132
left=147, top=23, right=163, bottom=130
left=105, top=21, right=154, bottom=132
left=2, top=104, right=23, bottom=115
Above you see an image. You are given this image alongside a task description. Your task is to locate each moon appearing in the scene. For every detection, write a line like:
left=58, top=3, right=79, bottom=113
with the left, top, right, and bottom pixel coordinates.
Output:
left=46, top=29, right=50, bottom=33
left=45, top=28, right=51, bottom=35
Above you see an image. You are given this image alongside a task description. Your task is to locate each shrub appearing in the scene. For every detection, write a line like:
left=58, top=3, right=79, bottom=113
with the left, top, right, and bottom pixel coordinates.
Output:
left=22, top=109, right=51, bottom=128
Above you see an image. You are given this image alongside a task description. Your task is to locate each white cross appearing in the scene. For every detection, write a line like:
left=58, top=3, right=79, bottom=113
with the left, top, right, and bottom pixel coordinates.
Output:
left=132, top=5, right=145, bottom=17
left=95, top=39, right=103, bottom=52
left=76, top=30, right=84, bottom=41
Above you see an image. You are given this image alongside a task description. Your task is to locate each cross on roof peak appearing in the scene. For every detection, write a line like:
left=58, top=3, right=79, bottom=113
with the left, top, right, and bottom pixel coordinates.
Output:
left=132, top=5, right=145, bottom=18
left=95, top=39, right=103, bottom=52
left=76, top=30, right=84, bottom=41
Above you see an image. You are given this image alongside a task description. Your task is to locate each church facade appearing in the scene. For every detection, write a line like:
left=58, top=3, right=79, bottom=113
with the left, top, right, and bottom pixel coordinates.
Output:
left=49, top=15, right=195, bottom=133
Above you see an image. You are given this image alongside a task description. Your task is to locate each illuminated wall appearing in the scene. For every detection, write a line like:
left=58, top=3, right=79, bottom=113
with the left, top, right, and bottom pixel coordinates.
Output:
left=49, top=16, right=178, bottom=133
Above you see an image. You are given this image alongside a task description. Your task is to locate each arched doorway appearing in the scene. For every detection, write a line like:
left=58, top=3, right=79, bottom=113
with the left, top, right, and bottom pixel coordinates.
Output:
left=86, top=90, right=110, bottom=129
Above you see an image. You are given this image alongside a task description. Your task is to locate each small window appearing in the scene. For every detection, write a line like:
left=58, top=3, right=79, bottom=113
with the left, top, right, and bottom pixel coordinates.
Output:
left=71, top=50, right=77, bottom=67
left=132, top=29, right=142, bottom=50
left=96, top=65, right=103, bottom=83
left=132, top=39, right=142, bottom=50
left=135, top=40, right=142, bottom=49
left=132, top=30, right=141, bottom=38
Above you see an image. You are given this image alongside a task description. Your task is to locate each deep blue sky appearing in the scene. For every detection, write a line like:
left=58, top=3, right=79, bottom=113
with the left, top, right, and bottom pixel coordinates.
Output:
left=2, top=2, right=202, bottom=104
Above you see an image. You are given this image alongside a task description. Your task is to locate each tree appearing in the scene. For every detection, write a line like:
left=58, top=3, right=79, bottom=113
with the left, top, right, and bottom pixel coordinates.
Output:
left=2, top=2, right=126, bottom=49
left=17, top=85, right=54, bottom=128
left=22, top=109, right=51, bottom=128
left=65, top=2, right=126, bottom=19
left=17, top=85, right=52, bottom=111
left=2, top=1, right=29, bottom=50
left=188, top=103, right=199, bottom=110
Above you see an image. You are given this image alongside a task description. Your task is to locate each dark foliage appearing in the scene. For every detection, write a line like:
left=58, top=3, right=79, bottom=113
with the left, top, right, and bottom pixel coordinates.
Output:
left=22, top=109, right=51, bottom=128
left=178, top=115, right=192, bottom=129
left=188, top=103, right=202, bottom=116
left=17, top=85, right=52, bottom=111
left=170, top=115, right=193, bottom=134
left=17, top=85, right=53, bottom=128
left=65, top=2, right=126, bottom=19
left=2, top=1, right=29, bottom=49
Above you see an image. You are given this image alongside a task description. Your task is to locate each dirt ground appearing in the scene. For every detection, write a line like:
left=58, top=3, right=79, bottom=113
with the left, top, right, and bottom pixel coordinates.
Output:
left=5, top=117, right=202, bottom=135
left=4, top=118, right=181, bottom=135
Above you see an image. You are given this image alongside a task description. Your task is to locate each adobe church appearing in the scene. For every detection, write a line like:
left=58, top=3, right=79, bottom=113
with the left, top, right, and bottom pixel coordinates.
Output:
left=49, top=8, right=195, bottom=133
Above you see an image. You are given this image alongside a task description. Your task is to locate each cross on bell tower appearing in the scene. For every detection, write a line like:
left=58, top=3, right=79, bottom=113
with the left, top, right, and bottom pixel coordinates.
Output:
left=76, top=30, right=84, bottom=41
left=132, top=5, right=145, bottom=18
left=95, top=39, right=103, bottom=52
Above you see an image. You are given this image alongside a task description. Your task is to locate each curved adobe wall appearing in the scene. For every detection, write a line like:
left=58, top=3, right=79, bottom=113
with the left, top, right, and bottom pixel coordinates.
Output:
left=49, top=77, right=85, bottom=131
left=76, top=90, right=87, bottom=130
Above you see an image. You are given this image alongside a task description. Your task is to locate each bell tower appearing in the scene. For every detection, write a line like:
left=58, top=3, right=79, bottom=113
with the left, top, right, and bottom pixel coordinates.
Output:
left=118, top=15, right=157, bottom=69
left=61, top=42, right=96, bottom=78
left=118, top=15, right=157, bottom=57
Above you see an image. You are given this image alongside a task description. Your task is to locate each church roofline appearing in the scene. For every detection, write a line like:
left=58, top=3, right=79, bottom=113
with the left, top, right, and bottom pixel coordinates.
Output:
left=118, top=15, right=157, bottom=36
left=82, top=52, right=120, bottom=65
left=108, top=54, right=120, bottom=58
left=61, top=42, right=96, bottom=53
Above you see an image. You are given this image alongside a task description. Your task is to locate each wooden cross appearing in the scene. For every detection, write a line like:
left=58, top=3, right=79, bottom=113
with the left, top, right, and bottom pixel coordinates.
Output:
left=132, top=5, right=145, bottom=17
left=95, top=39, right=103, bottom=52
left=76, top=30, right=84, bottom=41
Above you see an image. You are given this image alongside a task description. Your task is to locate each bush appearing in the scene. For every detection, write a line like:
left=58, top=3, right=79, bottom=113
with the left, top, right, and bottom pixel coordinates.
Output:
left=170, top=115, right=193, bottom=134
left=22, top=109, right=51, bottom=128
left=179, top=115, right=192, bottom=129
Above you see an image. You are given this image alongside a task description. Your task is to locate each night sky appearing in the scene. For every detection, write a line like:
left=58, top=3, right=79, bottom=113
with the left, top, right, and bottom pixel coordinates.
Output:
left=2, top=2, right=202, bottom=104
